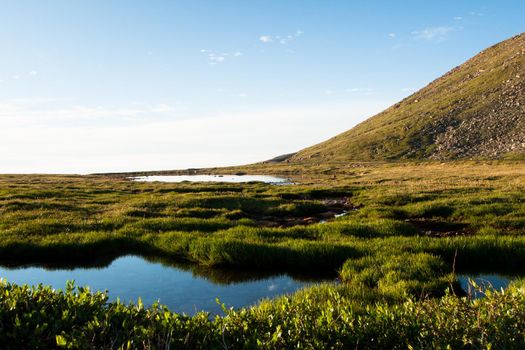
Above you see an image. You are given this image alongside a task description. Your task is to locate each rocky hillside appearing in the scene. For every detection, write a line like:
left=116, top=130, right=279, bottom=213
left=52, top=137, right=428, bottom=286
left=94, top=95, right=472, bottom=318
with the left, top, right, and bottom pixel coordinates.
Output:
left=291, top=32, right=525, bottom=162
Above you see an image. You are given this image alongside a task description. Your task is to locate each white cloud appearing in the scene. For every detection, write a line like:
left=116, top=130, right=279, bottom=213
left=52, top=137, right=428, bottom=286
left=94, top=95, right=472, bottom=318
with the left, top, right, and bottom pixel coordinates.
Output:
left=412, top=26, right=455, bottom=42
left=200, top=49, right=242, bottom=65
left=346, top=87, right=374, bottom=93
left=259, top=30, right=303, bottom=45
left=29, top=70, right=38, bottom=76
left=388, top=33, right=396, bottom=38
left=210, top=55, right=225, bottom=63
left=453, top=16, right=463, bottom=20
left=259, top=35, right=272, bottom=43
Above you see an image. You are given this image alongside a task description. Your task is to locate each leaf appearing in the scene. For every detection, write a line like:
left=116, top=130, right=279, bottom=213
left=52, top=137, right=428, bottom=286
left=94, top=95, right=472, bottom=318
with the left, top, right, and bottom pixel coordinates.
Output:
left=56, top=335, right=67, bottom=347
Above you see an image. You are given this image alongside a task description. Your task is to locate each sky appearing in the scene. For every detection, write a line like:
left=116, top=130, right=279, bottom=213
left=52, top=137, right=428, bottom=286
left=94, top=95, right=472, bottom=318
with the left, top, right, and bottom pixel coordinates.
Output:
left=1, top=0, right=524, bottom=174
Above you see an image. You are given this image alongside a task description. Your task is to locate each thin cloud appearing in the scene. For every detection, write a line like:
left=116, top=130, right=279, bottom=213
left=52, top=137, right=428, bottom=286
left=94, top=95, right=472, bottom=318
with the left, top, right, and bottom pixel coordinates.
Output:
left=259, top=30, right=303, bottom=45
left=346, top=87, right=375, bottom=93
left=388, top=33, right=396, bottom=38
left=0, top=98, right=182, bottom=127
left=259, top=35, right=272, bottom=43
left=453, top=16, right=463, bottom=20
left=10, top=97, right=68, bottom=104
left=5, top=71, right=38, bottom=82
left=200, top=49, right=242, bottom=65
left=412, top=26, right=455, bottom=42
left=469, top=11, right=484, bottom=17
left=215, top=88, right=247, bottom=98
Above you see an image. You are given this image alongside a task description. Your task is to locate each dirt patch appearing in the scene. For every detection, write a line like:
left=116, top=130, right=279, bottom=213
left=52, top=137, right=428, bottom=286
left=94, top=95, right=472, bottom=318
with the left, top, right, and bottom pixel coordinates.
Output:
left=408, top=219, right=473, bottom=237
left=250, top=197, right=361, bottom=228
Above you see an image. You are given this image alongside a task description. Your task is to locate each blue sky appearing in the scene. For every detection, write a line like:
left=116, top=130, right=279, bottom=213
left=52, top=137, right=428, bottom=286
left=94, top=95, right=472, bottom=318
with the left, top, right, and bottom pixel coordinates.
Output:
left=1, top=0, right=524, bottom=173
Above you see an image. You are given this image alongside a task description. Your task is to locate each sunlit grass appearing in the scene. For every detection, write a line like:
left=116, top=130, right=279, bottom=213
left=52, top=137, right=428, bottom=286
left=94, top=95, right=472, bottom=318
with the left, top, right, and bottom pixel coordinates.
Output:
left=2, top=161, right=525, bottom=348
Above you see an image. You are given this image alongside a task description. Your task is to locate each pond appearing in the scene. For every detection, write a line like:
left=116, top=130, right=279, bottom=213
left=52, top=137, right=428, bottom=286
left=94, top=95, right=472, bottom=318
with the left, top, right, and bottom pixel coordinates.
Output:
left=458, top=273, right=520, bottom=298
left=0, top=256, right=330, bottom=315
left=131, top=175, right=292, bottom=184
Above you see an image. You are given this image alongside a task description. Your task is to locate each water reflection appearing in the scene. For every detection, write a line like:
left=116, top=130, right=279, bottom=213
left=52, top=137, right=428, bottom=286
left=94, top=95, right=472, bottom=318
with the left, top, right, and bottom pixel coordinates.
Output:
left=0, top=255, right=332, bottom=315
left=458, top=273, right=521, bottom=298
left=131, top=175, right=293, bottom=184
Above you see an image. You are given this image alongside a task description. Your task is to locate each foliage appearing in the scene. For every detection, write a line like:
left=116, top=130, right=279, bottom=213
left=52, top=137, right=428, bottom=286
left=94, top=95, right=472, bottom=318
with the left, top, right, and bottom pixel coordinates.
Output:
left=2, top=280, right=525, bottom=349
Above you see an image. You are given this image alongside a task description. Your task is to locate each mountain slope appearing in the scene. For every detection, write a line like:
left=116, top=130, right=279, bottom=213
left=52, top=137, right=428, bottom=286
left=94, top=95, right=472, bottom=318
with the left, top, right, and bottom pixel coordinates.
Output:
left=291, top=32, right=525, bottom=162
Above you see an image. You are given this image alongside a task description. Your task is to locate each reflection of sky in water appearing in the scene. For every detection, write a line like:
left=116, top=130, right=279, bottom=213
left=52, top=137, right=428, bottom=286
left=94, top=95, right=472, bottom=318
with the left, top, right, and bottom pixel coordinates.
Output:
left=268, top=283, right=277, bottom=291
left=0, top=256, right=315, bottom=315
left=458, top=274, right=517, bottom=298
left=268, top=280, right=295, bottom=292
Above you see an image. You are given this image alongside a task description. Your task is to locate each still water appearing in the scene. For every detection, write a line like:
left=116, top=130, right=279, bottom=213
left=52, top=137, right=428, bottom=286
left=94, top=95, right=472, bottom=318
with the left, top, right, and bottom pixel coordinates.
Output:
left=458, top=273, right=517, bottom=298
left=131, top=175, right=292, bottom=184
left=0, top=255, right=325, bottom=315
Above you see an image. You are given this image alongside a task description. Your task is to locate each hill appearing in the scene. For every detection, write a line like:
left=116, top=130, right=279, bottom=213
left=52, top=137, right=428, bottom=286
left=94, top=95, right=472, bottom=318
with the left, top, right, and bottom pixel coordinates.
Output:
left=290, top=32, right=525, bottom=162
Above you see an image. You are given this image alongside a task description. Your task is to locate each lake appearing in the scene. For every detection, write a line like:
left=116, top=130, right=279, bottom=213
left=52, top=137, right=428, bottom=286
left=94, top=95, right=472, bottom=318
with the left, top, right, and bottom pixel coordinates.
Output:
left=0, top=255, right=328, bottom=315
left=131, top=175, right=292, bottom=184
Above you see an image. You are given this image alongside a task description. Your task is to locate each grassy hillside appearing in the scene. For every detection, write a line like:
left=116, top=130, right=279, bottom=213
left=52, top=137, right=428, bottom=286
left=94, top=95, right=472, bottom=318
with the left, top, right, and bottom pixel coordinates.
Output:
left=291, top=32, right=525, bottom=162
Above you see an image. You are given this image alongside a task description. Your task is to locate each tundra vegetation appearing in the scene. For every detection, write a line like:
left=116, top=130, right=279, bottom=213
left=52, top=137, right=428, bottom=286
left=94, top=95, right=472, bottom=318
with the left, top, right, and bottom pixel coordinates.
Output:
left=1, top=160, right=525, bottom=349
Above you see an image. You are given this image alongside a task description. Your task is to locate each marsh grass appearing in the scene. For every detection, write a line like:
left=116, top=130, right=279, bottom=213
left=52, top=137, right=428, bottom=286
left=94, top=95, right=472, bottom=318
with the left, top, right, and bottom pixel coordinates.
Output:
left=2, top=161, right=525, bottom=347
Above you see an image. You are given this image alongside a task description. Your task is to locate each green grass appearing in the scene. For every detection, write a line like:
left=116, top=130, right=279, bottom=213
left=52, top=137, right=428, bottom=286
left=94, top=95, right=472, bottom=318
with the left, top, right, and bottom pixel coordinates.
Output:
left=2, top=161, right=525, bottom=347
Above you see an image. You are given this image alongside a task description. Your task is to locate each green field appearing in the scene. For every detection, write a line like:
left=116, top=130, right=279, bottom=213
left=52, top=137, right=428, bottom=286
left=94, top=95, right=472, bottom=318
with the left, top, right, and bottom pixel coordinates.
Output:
left=2, top=161, right=525, bottom=348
